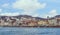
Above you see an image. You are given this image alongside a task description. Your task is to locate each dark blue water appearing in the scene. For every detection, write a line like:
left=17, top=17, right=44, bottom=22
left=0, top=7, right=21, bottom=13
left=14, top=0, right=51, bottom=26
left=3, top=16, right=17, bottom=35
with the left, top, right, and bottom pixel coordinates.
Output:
left=0, top=27, right=60, bottom=35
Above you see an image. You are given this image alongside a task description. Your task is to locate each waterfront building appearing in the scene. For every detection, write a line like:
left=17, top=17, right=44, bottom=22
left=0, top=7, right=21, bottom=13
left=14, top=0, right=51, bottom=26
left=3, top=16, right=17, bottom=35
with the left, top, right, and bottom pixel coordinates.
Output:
left=38, top=19, right=48, bottom=26
left=48, top=17, right=57, bottom=26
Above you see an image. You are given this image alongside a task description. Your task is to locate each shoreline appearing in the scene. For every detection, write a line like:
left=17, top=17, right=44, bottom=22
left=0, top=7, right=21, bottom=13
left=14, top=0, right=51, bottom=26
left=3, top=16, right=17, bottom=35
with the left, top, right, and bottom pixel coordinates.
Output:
left=0, top=26, right=60, bottom=28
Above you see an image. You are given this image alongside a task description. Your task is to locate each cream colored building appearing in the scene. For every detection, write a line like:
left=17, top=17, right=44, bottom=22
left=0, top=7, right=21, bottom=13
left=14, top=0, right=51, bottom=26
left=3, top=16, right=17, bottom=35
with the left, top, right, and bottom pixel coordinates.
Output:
left=38, top=20, right=48, bottom=26
left=48, top=18, right=57, bottom=26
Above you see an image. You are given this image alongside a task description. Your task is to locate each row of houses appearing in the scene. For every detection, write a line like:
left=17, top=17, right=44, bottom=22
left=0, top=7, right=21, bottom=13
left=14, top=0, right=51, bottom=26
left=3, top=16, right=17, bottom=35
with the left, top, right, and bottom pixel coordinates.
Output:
left=0, top=15, right=60, bottom=27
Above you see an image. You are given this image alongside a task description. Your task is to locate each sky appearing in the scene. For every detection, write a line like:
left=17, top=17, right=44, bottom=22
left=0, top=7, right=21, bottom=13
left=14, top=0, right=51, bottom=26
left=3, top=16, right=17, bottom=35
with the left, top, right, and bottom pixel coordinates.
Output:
left=0, top=0, right=60, bottom=18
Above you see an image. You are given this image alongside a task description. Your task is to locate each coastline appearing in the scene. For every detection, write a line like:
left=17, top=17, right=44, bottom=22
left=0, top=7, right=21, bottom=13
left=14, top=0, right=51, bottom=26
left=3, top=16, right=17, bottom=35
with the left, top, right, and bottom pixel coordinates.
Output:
left=0, top=26, right=60, bottom=28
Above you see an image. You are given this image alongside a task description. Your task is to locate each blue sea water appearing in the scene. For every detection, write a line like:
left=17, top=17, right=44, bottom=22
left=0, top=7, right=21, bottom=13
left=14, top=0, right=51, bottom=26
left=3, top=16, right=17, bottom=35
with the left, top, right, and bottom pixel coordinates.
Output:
left=0, top=27, right=60, bottom=35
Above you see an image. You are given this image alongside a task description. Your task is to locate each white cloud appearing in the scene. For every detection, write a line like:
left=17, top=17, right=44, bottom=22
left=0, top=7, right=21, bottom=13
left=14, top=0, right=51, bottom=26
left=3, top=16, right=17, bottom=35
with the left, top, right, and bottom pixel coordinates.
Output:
left=13, top=0, right=46, bottom=9
left=49, top=9, right=57, bottom=15
left=42, top=9, right=58, bottom=18
left=12, top=0, right=46, bottom=16
left=0, top=12, right=20, bottom=16
left=33, top=14, right=39, bottom=17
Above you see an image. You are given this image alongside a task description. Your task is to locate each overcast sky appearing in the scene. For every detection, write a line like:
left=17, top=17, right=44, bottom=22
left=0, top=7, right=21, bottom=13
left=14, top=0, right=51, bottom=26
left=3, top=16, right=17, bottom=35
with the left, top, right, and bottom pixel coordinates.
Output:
left=0, top=0, right=60, bottom=18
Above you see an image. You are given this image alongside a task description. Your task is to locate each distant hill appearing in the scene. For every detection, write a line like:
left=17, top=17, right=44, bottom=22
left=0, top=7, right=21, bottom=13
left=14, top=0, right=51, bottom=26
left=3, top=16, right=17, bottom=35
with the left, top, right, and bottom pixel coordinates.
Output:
left=0, top=15, right=60, bottom=20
